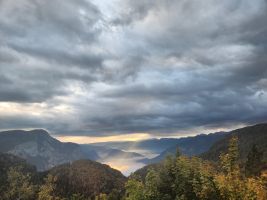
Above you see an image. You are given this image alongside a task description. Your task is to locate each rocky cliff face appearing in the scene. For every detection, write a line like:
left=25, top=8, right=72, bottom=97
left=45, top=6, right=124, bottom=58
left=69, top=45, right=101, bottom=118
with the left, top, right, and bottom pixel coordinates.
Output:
left=0, top=129, right=97, bottom=171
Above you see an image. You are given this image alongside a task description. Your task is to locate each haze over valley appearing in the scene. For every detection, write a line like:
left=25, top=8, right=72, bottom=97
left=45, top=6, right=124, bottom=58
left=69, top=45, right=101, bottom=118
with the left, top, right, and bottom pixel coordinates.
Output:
left=1, top=0, right=267, bottom=199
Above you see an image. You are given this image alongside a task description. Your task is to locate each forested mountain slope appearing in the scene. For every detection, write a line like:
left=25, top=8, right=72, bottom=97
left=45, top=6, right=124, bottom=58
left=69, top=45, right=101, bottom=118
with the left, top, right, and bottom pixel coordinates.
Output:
left=0, top=154, right=126, bottom=199
left=201, top=123, right=267, bottom=161
left=46, top=160, right=126, bottom=199
left=145, top=132, right=227, bottom=164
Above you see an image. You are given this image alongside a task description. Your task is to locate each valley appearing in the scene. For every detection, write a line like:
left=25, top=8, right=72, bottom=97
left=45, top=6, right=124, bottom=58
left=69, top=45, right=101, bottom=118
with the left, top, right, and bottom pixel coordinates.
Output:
left=0, top=123, right=266, bottom=199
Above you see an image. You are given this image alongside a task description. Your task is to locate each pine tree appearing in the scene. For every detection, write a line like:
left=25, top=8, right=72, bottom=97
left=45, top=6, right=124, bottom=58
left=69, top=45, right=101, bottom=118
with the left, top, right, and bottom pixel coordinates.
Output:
left=245, top=144, right=263, bottom=177
left=144, top=169, right=160, bottom=200
left=125, top=178, right=144, bottom=200
left=220, top=136, right=239, bottom=176
left=175, top=147, right=181, bottom=158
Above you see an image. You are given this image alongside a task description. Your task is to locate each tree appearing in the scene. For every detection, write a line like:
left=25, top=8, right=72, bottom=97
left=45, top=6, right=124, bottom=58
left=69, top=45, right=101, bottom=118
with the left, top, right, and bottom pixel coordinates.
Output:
left=70, top=193, right=86, bottom=200
left=125, top=178, right=144, bottom=200
left=107, top=189, right=123, bottom=200
left=215, top=136, right=267, bottom=200
left=157, top=155, right=176, bottom=200
left=6, top=166, right=36, bottom=200
left=220, top=136, right=239, bottom=176
left=245, top=144, right=264, bottom=177
left=125, top=136, right=267, bottom=200
left=175, top=147, right=182, bottom=158
left=95, top=193, right=107, bottom=200
left=144, top=169, right=161, bottom=200
left=4, top=166, right=36, bottom=200
left=38, top=174, right=62, bottom=200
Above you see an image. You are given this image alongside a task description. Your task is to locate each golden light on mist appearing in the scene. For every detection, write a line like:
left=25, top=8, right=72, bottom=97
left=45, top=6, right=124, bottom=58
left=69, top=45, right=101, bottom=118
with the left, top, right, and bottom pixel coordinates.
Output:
left=55, top=133, right=152, bottom=144
left=0, top=102, right=73, bottom=116
left=104, top=162, right=129, bottom=172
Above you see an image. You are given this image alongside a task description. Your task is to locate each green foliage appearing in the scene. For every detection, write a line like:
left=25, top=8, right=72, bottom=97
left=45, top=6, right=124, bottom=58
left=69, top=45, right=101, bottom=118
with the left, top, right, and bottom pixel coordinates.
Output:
left=219, top=136, right=239, bottom=176
left=215, top=136, right=267, bottom=200
left=38, top=174, right=63, bottom=200
left=95, top=193, right=108, bottom=200
left=46, top=160, right=126, bottom=199
left=125, top=178, right=145, bottom=200
left=70, top=194, right=87, bottom=200
left=0, top=154, right=126, bottom=200
left=245, top=144, right=264, bottom=177
left=143, top=169, right=161, bottom=200
left=4, top=166, right=36, bottom=200
left=126, top=136, right=267, bottom=200
left=1, top=133, right=267, bottom=200
left=0, top=153, right=37, bottom=197
left=201, top=123, right=267, bottom=162
left=126, top=155, right=220, bottom=200
left=107, top=189, right=124, bottom=200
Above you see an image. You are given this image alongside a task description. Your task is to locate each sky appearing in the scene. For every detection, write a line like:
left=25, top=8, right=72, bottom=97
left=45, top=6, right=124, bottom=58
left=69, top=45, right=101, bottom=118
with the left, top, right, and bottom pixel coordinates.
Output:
left=0, top=0, right=267, bottom=142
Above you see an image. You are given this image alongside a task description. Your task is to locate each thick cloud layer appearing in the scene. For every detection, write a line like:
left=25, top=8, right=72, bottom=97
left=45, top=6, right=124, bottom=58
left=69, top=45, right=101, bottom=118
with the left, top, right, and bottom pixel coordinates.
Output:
left=0, top=0, right=267, bottom=137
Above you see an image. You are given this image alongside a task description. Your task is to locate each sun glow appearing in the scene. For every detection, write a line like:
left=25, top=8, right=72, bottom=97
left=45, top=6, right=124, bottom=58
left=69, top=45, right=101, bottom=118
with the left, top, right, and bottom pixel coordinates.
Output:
left=105, top=162, right=129, bottom=172
left=55, top=133, right=151, bottom=144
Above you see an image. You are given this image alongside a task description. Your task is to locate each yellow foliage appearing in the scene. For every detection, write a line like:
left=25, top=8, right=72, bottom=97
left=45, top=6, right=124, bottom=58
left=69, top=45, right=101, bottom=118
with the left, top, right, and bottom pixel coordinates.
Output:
left=215, top=173, right=267, bottom=200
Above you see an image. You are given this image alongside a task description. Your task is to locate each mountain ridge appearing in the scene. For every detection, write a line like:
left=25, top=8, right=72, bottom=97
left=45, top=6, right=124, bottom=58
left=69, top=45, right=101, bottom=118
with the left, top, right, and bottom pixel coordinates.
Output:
left=0, top=129, right=98, bottom=171
left=0, top=153, right=126, bottom=199
left=201, top=123, right=267, bottom=161
left=144, top=131, right=228, bottom=164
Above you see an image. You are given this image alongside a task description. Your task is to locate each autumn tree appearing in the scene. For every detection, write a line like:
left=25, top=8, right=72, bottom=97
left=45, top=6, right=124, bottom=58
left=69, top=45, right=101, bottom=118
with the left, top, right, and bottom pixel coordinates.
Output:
left=215, top=136, right=267, bottom=200
left=38, top=174, right=62, bottom=200
left=125, top=136, right=267, bottom=200
left=95, top=193, right=108, bottom=200
left=69, top=193, right=87, bottom=200
left=4, top=166, right=36, bottom=200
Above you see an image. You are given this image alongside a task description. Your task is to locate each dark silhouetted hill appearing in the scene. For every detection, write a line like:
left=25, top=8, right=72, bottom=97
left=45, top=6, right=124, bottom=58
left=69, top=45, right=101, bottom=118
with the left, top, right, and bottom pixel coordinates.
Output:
left=47, top=159, right=126, bottom=198
left=201, top=123, right=267, bottom=161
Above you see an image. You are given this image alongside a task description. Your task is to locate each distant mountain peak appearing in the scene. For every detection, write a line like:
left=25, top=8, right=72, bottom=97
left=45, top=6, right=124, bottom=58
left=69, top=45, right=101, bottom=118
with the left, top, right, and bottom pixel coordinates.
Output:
left=0, top=129, right=49, bottom=137
left=0, top=129, right=98, bottom=171
left=28, top=129, right=49, bottom=135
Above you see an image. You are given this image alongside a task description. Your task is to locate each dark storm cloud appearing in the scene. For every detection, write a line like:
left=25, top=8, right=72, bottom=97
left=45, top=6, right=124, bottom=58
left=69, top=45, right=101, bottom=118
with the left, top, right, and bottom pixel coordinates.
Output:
left=0, top=0, right=267, bottom=136
left=0, top=72, right=67, bottom=102
left=0, top=0, right=101, bottom=39
left=112, top=0, right=156, bottom=26
left=0, top=0, right=104, bottom=103
left=9, top=43, right=104, bottom=69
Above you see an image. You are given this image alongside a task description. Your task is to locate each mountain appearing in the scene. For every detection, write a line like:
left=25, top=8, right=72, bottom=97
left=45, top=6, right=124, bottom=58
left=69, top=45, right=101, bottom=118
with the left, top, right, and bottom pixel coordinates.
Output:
left=0, top=129, right=144, bottom=174
left=145, top=132, right=228, bottom=164
left=0, top=153, right=37, bottom=180
left=46, top=159, right=126, bottom=199
left=201, top=123, right=267, bottom=161
left=92, top=138, right=182, bottom=156
left=81, top=144, right=145, bottom=161
left=0, top=153, right=126, bottom=199
left=92, top=133, right=228, bottom=161
left=93, top=132, right=228, bottom=164
left=0, top=129, right=98, bottom=171
left=0, top=153, right=34, bottom=170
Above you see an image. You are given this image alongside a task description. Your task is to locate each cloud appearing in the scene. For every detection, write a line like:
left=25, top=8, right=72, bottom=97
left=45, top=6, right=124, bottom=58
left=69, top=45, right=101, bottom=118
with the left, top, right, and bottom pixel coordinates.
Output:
left=0, top=0, right=105, bottom=102
left=0, top=0, right=267, bottom=137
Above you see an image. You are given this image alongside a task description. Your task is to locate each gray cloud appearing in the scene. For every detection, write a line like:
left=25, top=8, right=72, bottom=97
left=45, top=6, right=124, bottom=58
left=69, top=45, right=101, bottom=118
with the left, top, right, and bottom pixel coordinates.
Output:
left=0, top=0, right=104, bottom=103
left=0, top=0, right=267, bottom=137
